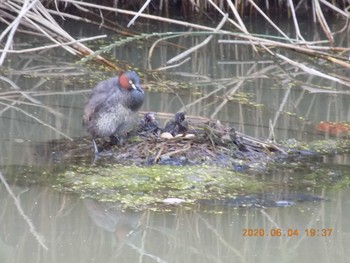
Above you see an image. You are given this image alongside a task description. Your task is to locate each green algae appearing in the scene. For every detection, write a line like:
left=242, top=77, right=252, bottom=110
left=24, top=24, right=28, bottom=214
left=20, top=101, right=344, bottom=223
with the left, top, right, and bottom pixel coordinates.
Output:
left=55, top=164, right=263, bottom=209
left=26, top=131, right=350, bottom=211
left=335, top=176, right=350, bottom=189
left=308, top=139, right=350, bottom=154
left=281, top=139, right=350, bottom=154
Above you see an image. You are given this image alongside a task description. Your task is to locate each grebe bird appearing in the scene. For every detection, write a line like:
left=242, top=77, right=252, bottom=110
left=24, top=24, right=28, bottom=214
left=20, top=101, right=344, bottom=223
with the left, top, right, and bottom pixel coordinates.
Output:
left=83, top=71, right=144, bottom=154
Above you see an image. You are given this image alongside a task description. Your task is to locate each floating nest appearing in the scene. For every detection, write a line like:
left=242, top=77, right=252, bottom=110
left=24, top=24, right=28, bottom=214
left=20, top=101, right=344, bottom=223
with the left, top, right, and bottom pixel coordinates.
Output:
left=44, top=113, right=350, bottom=209
left=47, top=112, right=291, bottom=169
left=112, top=112, right=288, bottom=166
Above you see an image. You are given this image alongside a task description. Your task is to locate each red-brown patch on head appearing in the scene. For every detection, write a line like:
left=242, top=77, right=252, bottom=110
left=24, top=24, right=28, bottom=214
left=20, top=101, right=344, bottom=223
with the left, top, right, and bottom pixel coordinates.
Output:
left=118, top=72, right=130, bottom=89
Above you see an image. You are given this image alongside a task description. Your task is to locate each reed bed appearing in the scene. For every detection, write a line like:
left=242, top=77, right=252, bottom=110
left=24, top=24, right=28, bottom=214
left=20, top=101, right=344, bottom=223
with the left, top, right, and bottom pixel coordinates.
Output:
left=1, top=0, right=349, bottom=77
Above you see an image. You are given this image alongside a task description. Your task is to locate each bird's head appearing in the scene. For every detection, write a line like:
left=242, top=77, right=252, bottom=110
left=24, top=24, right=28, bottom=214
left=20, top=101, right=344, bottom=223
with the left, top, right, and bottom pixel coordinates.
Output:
left=118, top=71, right=144, bottom=93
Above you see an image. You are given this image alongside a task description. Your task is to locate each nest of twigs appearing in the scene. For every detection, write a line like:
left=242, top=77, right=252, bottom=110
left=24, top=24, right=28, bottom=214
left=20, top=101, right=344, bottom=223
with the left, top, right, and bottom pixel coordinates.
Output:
left=44, top=112, right=287, bottom=166
left=100, top=112, right=287, bottom=166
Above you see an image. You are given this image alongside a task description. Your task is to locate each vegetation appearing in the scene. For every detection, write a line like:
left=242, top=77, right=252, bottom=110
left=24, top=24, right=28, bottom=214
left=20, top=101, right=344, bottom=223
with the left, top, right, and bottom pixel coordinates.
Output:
left=1, top=0, right=350, bottom=205
left=1, top=0, right=350, bottom=140
left=55, top=164, right=263, bottom=210
left=1, top=0, right=350, bottom=75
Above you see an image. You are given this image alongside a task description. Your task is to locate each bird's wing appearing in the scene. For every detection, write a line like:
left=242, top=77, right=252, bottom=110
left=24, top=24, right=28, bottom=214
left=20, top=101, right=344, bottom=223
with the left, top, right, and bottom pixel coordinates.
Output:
left=83, top=77, right=119, bottom=125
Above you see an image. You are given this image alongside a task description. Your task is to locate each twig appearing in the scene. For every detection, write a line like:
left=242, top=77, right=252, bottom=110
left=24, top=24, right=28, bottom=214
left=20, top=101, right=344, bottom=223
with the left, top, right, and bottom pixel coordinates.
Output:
left=147, top=31, right=191, bottom=69
left=162, top=143, right=191, bottom=157
left=269, top=119, right=276, bottom=141
left=196, top=212, right=244, bottom=260
left=126, top=242, right=167, bottom=263
left=268, top=87, right=291, bottom=140
left=319, top=0, right=348, bottom=17
left=0, top=35, right=106, bottom=54
left=313, top=0, right=334, bottom=43
left=247, top=0, right=292, bottom=42
left=127, top=0, right=151, bottom=28
left=154, top=144, right=164, bottom=163
left=210, top=64, right=257, bottom=119
left=0, top=76, right=63, bottom=118
left=287, top=0, right=305, bottom=41
left=226, top=0, right=258, bottom=52
left=0, top=101, right=73, bottom=141
left=57, top=0, right=231, bottom=32
left=260, top=210, right=281, bottom=228
left=301, top=86, right=350, bottom=94
left=166, top=14, right=229, bottom=65
left=0, top=96, right=64, bottom=117
left=1, top=1, right=120, bottom=70
left=155, top=57, right=191, bottom=71
left=0, top=171, right=48, bottom=250
left=180, top=82, right=227, bottom=112
left=275, top=53, right=350, bottom=87
left=0, top=76, right=42, bottom=104
left=206, top=0, right=245, bottom=31
left=219, top=35, right=350, bottom=69
left=0, top=0, right=40, bottom=65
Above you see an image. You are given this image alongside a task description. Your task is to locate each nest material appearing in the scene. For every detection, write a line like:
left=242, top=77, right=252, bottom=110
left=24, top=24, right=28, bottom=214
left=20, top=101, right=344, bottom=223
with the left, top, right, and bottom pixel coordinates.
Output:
left=109, top=112, right=287, bottom=165
left=45, top=112, right=287, bottom=166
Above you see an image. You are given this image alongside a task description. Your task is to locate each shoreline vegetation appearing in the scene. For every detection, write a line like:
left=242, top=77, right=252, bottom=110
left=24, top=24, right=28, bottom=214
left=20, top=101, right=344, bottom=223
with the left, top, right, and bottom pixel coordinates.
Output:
left=1, top=0, right=350, bottom=75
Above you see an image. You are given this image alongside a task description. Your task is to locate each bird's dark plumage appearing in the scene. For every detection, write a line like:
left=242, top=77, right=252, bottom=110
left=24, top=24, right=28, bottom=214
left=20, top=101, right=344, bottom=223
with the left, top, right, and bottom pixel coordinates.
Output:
left=83, top=71, right=144, bottom=153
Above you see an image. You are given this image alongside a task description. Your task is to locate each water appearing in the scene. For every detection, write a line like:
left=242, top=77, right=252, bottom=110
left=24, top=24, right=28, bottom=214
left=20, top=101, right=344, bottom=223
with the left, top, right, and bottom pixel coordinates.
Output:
left=1, top=14, right=350, bottom=262
left=0, top=185, right=349, bottom=263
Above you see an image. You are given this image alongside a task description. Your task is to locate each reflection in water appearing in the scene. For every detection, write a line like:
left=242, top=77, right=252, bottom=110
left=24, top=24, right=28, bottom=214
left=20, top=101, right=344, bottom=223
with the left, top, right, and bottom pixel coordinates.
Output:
left=199, top=192, right=326, bottom=208
left=84, top=199, right=142, bottom=239
left=0, top=183, right=349, bottom=263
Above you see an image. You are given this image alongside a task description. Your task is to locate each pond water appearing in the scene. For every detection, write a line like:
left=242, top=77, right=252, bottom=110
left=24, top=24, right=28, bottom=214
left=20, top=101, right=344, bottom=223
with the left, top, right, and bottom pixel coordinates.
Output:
left=1, top=14, right=350, bottom=263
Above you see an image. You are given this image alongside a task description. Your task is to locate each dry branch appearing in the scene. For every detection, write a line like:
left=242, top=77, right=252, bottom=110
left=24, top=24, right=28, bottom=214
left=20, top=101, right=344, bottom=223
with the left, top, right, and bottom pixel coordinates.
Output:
left=0, top=0, right=121, bottom=70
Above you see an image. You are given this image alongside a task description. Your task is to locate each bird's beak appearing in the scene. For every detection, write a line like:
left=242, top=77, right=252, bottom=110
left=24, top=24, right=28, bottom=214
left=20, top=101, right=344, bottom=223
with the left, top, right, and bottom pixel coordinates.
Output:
left=130, top=81, right=144, bottom=93
left=134, top=85, right=144, bottom=93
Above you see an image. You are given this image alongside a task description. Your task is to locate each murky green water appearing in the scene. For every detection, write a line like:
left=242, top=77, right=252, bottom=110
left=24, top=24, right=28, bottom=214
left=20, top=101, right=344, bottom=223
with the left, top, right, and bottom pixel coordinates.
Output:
left=1, top=15, right=350, bottom=262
